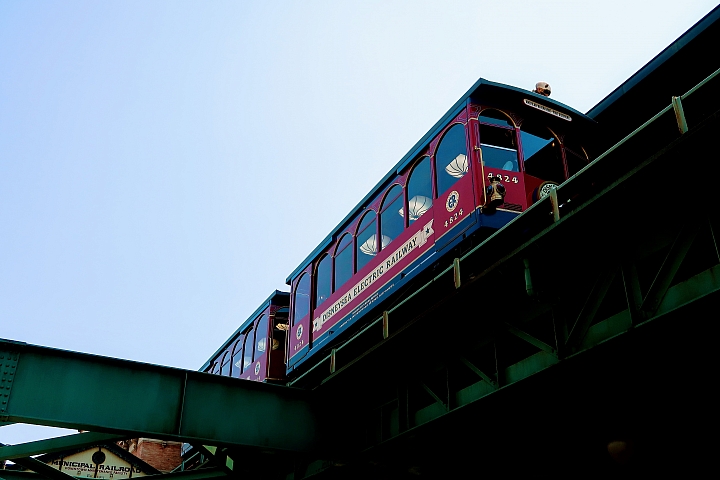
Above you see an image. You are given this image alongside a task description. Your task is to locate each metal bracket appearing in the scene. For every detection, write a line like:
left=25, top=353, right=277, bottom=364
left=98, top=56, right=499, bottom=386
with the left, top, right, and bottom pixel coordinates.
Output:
left=382, top=311, right=389, bottom=339
left=453, top=258, right=461, bottom=289
left=549, top=187, right=560, bottom=223
left=329, top=349, right=337, bottom=374
left=672, top=95, right=689, bottom=134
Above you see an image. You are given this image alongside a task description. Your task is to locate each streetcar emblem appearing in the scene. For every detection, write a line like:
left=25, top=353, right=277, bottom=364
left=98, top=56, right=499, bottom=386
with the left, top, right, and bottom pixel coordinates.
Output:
left=446, top=191, right=460, bottom=212
left=254, top=361, right=261, bottom=375
left=296, top=324, right=303, bottom=340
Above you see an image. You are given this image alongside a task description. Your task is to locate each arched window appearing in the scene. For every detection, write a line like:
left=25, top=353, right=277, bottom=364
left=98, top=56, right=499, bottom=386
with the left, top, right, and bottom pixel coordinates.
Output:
left=356, top=211, right=379, bottom=272
left=381, top=185, right=404, bottom=249
left=479, top=109, right=514, bottom=128
left=255, top=314, right=268, bottom=359
left=405, top=157, right=432, bottom=225
left=520, top=122, right=564, bottom=183
left=334, top=234, right=353, bottom=292
left=242, top=327, right=254, bottom=373
left=220, top=351, right=231, bottom=376
left=435, top=124, right=469, bottom=195
left=293, top=274, right=311, bottom=322
left=315, top=255, right=332, bottom=308
left=479, top=109, right=518, bottom=172
left=231, top=339, right=243, bottom=377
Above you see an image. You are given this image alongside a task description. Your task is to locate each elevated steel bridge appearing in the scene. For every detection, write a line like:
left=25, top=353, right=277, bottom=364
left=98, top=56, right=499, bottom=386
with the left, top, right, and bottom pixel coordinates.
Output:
left=3, top=7, right=720, bottom=478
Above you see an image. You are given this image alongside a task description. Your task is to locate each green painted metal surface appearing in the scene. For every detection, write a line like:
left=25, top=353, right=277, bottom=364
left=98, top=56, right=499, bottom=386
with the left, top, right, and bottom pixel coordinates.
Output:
left=0, top=341, right=319, bottom=453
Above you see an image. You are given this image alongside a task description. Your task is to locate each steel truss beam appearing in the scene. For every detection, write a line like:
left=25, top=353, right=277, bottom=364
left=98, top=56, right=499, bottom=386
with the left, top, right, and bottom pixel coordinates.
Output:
left=0, top=469, right=228, bottom=480
left=0, top=340, right=319, bottom=453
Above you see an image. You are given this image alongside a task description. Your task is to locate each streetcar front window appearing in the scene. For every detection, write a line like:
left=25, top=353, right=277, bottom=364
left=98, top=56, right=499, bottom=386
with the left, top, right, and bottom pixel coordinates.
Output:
left=520, top=124, right=564, bottom=183
left=479, top=123, right=518, bottom=172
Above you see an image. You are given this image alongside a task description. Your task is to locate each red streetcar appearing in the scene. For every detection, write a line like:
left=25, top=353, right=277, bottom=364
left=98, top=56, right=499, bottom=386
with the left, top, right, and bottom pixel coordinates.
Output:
left=201, top=78, right=596, bottom=383
left=201, top=291, right=289, bottom=383
left=285, top=78, right=596, bottom=376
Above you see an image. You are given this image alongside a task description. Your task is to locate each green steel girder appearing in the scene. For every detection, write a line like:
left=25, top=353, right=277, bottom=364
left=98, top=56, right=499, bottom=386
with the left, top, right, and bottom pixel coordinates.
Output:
left=0, top=469, right=228, bottom=480
left=640, top=223, right=700, bottom=317
left=566, top=265, right=618, bottom=349
left=0, top=432, right=126, bottom=461
left=0, top=340, right=320, bottom=453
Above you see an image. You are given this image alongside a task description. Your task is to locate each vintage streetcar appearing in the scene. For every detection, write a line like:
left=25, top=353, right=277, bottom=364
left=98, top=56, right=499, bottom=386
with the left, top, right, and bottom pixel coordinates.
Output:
left=202, top=78, right=596, bottom=382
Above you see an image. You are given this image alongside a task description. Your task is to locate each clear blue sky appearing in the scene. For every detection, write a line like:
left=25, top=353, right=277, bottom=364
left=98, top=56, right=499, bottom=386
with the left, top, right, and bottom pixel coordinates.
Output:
left=1, top=1, right=718, bottom=444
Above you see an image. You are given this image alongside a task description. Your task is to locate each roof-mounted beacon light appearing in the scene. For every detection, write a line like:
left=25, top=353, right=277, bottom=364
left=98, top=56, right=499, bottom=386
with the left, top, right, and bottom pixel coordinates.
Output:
left=534, top=81, right=551, bottom=97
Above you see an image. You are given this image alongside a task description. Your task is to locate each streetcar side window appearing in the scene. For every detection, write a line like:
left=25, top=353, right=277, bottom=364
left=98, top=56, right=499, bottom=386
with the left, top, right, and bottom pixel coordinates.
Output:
left=255, top=314, right=268, bottom=357
left=315, top=254, right=331, bottom=309
left=479, top=110, right=518, bottom=172
left=242, top=326, right=255, bottom=372
left=334, top=234, right=353, bottom=291
left=520, top=123, right=564, bottom=183
left=220, top=352, right=231, bottom=376
left=231, top=339, right=243, bottom=377
left=356, top=211, right=378, bottom=272
left=293, top=274, right=311, bottom=322
left=380, top=184, right=404, bottom=250
left=435, top=123, right=469, bottom=195
left=405, top=157, right=432, bottom=225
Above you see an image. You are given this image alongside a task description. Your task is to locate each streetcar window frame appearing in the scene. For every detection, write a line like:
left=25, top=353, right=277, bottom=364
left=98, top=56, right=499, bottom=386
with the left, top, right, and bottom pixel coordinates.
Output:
left=380, top=184, right=405, bottom=250
left=405, top=156, right=433, bottom=224
left=355, top=210, right=378, bottom=272
left=478, top=108, right=520, bottom=173
left=333, top=233, right=354, bottom=293
left=434, top=122, right=470, bottom=196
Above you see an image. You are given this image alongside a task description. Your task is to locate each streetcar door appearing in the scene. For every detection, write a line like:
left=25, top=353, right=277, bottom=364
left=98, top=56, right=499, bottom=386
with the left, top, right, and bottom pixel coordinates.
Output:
left=476, top=109, right=525, bottom=210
